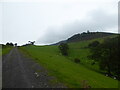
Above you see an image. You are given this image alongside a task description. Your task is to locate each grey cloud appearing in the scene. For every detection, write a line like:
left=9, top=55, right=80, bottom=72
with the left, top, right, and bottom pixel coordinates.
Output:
left=36, top=9, right=117, bottom=45
left=89, top=9, right=117, bottom=29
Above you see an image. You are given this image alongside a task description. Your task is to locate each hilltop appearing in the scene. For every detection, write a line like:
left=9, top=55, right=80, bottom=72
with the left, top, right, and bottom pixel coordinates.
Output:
left=53, top=31, right=117, bottom=45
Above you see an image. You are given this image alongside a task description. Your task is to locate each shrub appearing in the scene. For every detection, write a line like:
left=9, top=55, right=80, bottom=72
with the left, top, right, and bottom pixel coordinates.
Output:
left=74, top=58, right=80, bottom=63
left=91, top=62, right=95, bottom=65
left=89, top=36, right=120, bottom=79
left=58, top=43, right=69, bottom=56
left=88, top=41, right=100, bottom=48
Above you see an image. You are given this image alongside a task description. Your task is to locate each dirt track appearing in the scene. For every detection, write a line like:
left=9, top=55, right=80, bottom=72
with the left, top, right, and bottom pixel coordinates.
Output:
left=2, top=47, right=66, bottom=88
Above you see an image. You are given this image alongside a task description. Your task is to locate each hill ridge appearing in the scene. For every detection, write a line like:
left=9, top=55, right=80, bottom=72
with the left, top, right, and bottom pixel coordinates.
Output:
left=53, top=32, right=116, bottom=45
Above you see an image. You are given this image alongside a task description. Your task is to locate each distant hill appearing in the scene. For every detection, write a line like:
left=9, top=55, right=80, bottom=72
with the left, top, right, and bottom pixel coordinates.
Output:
left=52, top=40, right=67, bottom=45
left=53, top=32, right=117, bottom=45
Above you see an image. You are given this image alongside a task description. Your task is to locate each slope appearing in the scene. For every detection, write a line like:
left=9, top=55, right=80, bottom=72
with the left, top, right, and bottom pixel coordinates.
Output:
left=20, top=35, right=118, bottom=88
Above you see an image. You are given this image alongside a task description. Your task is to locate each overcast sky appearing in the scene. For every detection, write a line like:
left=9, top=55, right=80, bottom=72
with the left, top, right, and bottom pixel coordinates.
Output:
left=0, top=0, right=119, bottom=45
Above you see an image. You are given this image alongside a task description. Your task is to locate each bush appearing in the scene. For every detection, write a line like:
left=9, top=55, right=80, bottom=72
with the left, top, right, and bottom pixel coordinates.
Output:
left=88, top=41, right=100, bottom=48
left=58, top=43, right=69, bottom=56
left=74, top=58, right=80, bottom=63
left=89, top=35, right=120, bottom=79
left=91, top=62, right=95, bottom=65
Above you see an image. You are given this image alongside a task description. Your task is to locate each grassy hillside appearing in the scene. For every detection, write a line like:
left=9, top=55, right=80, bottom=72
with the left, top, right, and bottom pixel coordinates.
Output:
left=68, top=35, right=118, bottom=72
left=67, top=32, right=116, bottom=43
left=54, top=32, right=117, bottom=45
left=20, top=35, right=118, bottom=88
left=1, top=46, right=13, bottom=56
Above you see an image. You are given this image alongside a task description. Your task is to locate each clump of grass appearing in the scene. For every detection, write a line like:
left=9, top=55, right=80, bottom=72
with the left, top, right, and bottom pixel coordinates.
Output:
left=81, top=80, right=91, bottom=88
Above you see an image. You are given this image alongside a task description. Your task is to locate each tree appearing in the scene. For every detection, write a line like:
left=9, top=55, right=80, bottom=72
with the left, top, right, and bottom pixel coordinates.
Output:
left=28, top=41, right=35, bottom=45
left=31, top=41, right=35, bottom=45
left=6, top=42, right=9, bottom=46
left=9, top=43, right=14, bottom=46
left=89, top=36, right=120, bottom=79
left=6, top=42, right=14, bottom=46
left=15, top=43, right=17, bottom=47
left=58, top=43, right=69, bottom=56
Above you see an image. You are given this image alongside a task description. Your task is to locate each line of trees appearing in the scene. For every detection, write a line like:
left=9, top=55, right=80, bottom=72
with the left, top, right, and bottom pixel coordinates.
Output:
left=2, top=42, right=17, bottom=48
left=89, top=36, right=120, bottom=80
left=6, top=42, right=14, bottom=46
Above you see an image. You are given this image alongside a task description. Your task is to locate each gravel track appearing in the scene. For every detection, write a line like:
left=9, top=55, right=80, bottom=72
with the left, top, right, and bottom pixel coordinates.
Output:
left=2, top=47, right=66, bottom=88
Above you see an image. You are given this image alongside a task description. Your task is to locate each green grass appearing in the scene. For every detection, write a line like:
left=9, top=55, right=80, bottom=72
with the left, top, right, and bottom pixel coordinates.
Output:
left=0, top=47, right=2, bottom=56
left=20, top=34, right=119, bottom=88
left=20, top=36, right=118, bottom=88
left=67, top=35, right=119, bottom=73
left=2, top=46, right=13, bottom=56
